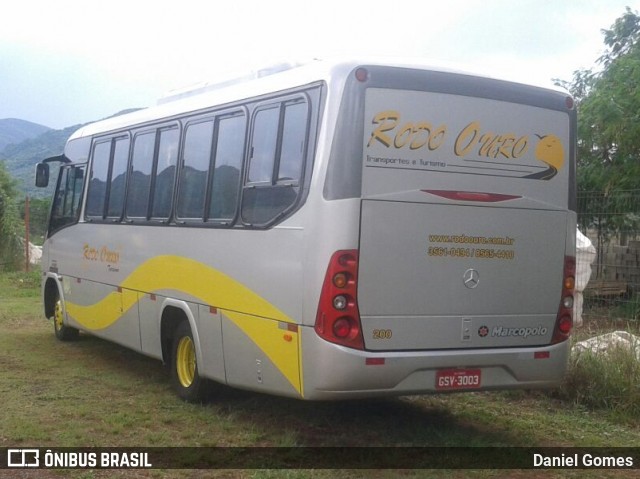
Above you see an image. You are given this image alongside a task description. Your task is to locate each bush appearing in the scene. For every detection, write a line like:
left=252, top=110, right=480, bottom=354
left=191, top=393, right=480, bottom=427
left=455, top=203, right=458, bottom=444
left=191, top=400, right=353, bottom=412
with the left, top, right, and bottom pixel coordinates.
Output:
left=610, top=293, right=640, bottom=321
left=0, top=162, right=22, bottom=271
left=556, top=340, right=640, bottom=419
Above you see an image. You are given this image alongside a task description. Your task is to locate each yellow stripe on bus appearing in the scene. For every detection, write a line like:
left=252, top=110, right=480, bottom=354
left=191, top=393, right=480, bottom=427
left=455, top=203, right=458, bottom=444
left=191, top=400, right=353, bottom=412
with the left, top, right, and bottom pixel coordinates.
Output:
left=66, top=255, right=292, bottom=327
left=64, top=255, right=301, bottom=394
left=223, top=309, right=301, bottom=396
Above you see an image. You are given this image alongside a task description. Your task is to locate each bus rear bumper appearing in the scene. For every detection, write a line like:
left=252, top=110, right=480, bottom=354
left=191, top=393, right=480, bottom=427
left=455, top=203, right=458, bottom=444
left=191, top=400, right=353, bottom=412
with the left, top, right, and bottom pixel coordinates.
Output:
left=300, top=327, right=570, bottom=400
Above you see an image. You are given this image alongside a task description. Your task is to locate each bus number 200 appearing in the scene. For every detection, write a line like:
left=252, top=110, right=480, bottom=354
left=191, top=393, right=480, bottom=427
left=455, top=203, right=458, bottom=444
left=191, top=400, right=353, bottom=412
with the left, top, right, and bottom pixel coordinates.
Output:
left=372, top=329, right=393, bottom=340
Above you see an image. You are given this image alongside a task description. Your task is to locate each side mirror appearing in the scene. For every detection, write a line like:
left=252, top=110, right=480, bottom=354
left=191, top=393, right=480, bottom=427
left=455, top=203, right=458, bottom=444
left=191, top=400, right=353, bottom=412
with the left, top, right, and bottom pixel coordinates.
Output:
left=35, top=163, right=50, bottom=187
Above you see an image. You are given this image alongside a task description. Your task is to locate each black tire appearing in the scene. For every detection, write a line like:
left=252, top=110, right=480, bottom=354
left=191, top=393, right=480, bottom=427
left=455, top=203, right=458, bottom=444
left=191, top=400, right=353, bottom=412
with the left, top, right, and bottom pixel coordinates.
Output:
left=170, top=321, right=210, bottom=402
left=52, top=293, right=79, bottom=341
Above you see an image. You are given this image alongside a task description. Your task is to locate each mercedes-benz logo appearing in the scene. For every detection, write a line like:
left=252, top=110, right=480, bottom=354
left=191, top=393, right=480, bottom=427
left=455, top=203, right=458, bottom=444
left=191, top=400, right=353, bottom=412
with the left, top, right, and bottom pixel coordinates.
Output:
left=463, top=268, right=480, bottom=289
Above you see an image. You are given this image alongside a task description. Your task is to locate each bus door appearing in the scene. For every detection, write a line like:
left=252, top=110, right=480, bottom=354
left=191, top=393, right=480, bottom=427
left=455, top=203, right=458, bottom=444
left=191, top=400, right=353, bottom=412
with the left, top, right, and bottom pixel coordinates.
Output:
left=48, top=164, right=86, bottom=238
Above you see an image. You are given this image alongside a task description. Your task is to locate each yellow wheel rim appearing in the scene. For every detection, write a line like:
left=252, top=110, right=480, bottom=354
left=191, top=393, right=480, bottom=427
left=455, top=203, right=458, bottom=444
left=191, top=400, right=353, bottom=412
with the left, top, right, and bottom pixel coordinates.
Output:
left=176, top=336, right=196, bottom=388
left=54, top=300, right=64, bottom=331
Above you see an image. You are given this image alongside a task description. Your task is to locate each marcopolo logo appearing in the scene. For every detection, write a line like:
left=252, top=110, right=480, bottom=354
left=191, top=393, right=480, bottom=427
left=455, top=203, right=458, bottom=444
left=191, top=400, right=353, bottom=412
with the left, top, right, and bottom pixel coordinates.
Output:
left=491, top=325, right=548, bottom=339
left=478, top=325, right=548, bottom=339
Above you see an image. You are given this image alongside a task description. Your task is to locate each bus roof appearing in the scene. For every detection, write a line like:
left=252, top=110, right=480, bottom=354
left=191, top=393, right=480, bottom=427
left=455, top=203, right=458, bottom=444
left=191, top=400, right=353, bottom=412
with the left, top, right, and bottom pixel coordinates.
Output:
left=68, top=58, right=566, bottom=141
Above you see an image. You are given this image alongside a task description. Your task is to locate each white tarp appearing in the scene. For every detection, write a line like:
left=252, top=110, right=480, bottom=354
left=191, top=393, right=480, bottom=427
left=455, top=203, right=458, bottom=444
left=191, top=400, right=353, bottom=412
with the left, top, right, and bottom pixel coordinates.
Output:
left=574, top=229, right=596, bottom=327
left=17, top=239, right=43, bottom=265
left=573, top=331, right=640, bottom=361
left=28, top=243, right=42, bottom=265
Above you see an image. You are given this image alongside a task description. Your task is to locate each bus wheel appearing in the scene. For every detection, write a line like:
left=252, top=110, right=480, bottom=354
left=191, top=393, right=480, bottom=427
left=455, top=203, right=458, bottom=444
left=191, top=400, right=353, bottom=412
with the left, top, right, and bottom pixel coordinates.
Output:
left=170, top=321, right=210, bottom=402
left=52, top=295, right=79, bottom=341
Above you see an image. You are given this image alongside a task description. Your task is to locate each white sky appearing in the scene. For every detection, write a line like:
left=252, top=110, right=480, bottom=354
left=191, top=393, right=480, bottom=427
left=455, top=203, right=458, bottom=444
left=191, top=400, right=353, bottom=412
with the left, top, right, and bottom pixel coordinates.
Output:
left=0, top=0, right=637, bottom=129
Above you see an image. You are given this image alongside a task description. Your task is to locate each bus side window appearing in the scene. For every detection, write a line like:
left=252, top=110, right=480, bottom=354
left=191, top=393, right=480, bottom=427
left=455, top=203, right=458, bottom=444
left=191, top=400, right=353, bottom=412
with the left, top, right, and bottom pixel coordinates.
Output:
left=127, top=132, right=155, bottom=219
left=177, top=120, right=214, bottom=220
left=247, top=107, right=279, bottom=184
left=208, top=114, right=245, bottom=221
left=85, top=141, right=111, bottom=218
left=106, top=137, right=130, bottom=219
left=151, top=127, right=179, bottom=220
left=86, top=136, right=131, bottom=221
left=278, top=102, right=307, bottom=182
left=242, top=99, right=308, bottom=225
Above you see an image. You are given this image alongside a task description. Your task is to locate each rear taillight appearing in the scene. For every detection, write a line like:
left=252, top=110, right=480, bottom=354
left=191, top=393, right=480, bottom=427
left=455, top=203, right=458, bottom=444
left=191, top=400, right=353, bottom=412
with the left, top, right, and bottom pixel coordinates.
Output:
left=315, top=250, right=364, bottom=350
left=551, top=255, right=575, bottom=344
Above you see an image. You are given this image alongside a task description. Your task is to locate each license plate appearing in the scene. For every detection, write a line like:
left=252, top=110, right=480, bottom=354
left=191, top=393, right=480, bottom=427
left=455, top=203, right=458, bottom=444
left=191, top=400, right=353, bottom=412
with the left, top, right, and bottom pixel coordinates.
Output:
left=436, top=369, right=482, bottom=390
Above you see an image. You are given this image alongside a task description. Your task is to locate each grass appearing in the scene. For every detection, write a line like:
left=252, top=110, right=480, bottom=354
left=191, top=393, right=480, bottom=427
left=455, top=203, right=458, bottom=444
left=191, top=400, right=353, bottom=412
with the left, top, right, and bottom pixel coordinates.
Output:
left=554, top=317, right=640, bottom=421
left=1, top=271, right=639, bottom=478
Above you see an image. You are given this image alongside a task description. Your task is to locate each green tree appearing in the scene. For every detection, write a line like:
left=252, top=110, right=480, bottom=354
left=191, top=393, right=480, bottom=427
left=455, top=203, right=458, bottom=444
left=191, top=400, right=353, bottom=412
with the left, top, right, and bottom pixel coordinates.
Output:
left=562, top=7, right=640, bottom=190
left=556, top=8, right=640, bottom=246
left=0, top=161, right=22, bottom=270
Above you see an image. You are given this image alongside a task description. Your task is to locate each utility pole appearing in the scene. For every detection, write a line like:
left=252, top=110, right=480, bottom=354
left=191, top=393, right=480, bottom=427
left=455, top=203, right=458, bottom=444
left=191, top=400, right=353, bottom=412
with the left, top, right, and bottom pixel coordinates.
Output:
left=25, top=195, right=30, bottom=272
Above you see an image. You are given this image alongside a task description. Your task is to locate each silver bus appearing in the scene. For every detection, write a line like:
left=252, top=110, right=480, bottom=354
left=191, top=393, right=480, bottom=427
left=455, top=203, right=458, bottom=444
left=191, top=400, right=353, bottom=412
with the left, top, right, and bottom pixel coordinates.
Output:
left=36, top=60, right=576, bottom=401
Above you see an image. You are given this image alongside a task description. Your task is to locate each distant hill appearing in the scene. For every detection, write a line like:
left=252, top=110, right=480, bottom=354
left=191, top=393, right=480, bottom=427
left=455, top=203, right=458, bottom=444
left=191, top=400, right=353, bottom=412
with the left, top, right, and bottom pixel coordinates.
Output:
left=0, top=109, right=144, bottom=198
left=0, top=118, right=52, bottom=151
left=1, top=124, right=83, bottom=198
